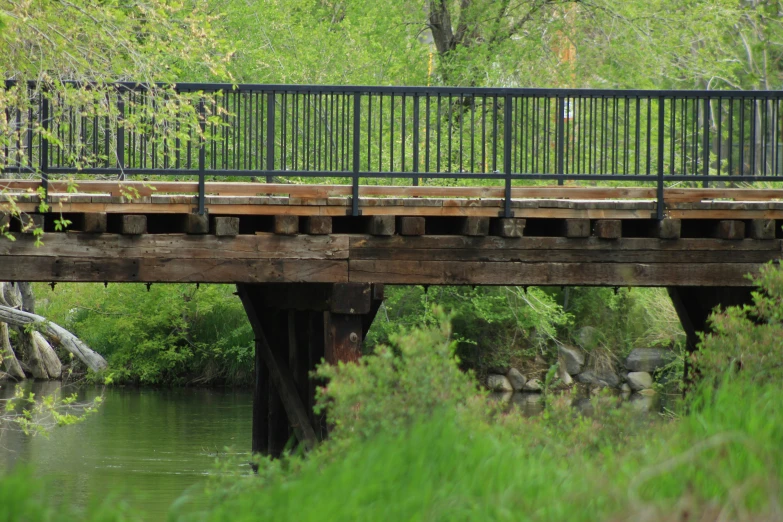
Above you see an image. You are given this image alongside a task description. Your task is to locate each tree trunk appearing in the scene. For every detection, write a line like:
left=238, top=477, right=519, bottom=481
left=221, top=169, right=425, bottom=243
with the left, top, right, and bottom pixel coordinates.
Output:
left=33, top=331, right=62, bottom=379
left=17, top=282, right=35, bottom=314
left=0, top=305, right=108, bottom=372
left=0, top=322, right=25, bottom=380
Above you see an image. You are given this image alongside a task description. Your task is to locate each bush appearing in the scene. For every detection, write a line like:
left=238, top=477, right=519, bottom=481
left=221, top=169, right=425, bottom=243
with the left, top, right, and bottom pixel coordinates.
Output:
left=36, top=283, right=253, bottom=385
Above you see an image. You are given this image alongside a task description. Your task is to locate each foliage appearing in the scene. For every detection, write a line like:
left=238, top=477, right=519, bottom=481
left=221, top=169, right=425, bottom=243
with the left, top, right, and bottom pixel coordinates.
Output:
left=315, top=307, right=482, bottom=446
left=1, top=383, right=102, bottom=437
left=697, top=262, right=783, bottom=384
left=36, top=283, right=254, bottom=385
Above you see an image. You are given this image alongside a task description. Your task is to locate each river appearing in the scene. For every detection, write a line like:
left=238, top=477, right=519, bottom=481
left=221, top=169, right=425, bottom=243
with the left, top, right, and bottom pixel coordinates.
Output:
left=0, top=381, right=252, bottom=521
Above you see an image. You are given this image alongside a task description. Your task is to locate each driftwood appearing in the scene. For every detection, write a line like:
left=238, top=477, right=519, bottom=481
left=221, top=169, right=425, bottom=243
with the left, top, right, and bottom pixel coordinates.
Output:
left=33, top=331, right=62, bottom=379
left=0, top=322, right=25, bottom=380
left=0, top=305, right=108, bottom=372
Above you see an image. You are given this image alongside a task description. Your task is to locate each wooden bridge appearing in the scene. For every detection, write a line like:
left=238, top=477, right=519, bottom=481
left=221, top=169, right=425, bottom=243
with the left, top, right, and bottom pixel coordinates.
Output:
left=2, top=83, right=783, bottom=456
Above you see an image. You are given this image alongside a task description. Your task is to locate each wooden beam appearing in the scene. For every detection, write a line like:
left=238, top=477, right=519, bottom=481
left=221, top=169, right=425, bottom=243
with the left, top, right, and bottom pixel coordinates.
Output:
left=396, top=217, right=425, bottom=236
left=492, top=218, right=526, bottom=238
left=79, top=213, right=107, bottom=234
left=255, top=324, right=318, bottom=452
left=330, top=283, right=372, bottom=314
left=324, top=313, right=363, bottom=364
left=459, top=217, right=490, bottom=236
left=274, top=215, right=299, bottom=235
left=713, top=220, right=745, bottom=240
left=366, top=216, right=395, bottom=236
left=562, top=219, right=590, bottom=238
left=653, top=219, right=681, bottom=239
left=749, top=219, right=776, bottom=240
left=120, top=215, right=146, bottom=235
left=185, top=213, right=209, bottom=235
left=212, top=216, right=240, bottom=237
left=593, top=220, right=622, bottom=239
left=303, top=216, right=332, bottom=235
left=348, top=260, right=763, bottom=286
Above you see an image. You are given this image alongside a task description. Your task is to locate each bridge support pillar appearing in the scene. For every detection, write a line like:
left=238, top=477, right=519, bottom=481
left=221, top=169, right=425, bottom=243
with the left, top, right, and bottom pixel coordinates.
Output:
left=667, top=286, right=754, bottom=352
left=237, top=283, right=383, bottom=459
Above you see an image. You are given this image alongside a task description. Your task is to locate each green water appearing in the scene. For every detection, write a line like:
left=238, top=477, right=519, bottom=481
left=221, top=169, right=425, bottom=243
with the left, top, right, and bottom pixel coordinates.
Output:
left=0, top=381, right=252, bottom=521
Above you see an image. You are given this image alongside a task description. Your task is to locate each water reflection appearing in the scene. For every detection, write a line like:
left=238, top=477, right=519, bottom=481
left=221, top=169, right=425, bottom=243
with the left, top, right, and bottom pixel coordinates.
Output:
left=0, top=381, right=252, bottom=521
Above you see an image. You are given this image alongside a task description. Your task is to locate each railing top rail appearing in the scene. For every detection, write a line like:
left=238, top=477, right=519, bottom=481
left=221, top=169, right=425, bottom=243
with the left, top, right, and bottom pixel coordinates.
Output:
left=5, top=79, right=783, bottom=98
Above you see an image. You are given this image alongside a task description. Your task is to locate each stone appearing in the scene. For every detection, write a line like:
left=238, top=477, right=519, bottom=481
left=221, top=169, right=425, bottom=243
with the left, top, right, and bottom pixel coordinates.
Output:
left=523, top=378, right=543, bottom=392
left=488, top=391, right=513, bottom=406
left=558, top=344, right=585, bottom=375
left=487, top=374, right=513, bottom=392
left=557, top=364, right=573, bottom=386
left=619, top=382, right=632, bottom=394
left=576, top=368, right=621, bottom=388
left=506, top=368, right=527, bottom=391
left=627, top=371, right=653, bottom=391
left=625, top=348, right=674, bottom=373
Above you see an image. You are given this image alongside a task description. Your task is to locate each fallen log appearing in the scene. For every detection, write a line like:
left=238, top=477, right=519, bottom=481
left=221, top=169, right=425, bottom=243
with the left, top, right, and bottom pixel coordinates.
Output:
left=0, top=305, right=108, bottom=372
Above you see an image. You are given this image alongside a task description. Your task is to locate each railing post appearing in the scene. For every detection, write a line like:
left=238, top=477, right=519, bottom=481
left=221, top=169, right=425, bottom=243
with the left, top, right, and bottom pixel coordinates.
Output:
left=266, top=92, right=275, bottom=183
left=117, top=93, right=125, bottom=180
left=412, top=94, right=419, bottom=186
left=502, top=94, right=513, bottom=218
left=198, top=99, right=206, bottom=216
left=557, top=96, right=565, bottom=187
left=39, top=93, right=49, bottom=203
left=657, top=96, right=665, bottom=221
left=702, top=97, right=710, bottom=188
left=351, top=92, right=361, bottom=216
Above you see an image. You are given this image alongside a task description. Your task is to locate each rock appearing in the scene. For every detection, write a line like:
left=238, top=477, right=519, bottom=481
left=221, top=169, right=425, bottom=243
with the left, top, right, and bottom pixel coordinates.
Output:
left=619, top=382, right=632, bottom=394
left=558, top=345, right=585, bottom=375
left=523, top=378, right=543, bottom=392
left=576, top=368, right=621, bottom=388
left=625, top=348, right=674, bottom=373
left=575, top=326, right=601, bottom=350
left=506, top=368, right=527, bottom=391
left=511, top=392, right=544, bottom=416
left=487, top=374, right=513, bottom=392
left=627, top=371, right=653, bottom=391
left=488, top=391, right=513, bottom=406
left=557, top=365, right=573, bottom=386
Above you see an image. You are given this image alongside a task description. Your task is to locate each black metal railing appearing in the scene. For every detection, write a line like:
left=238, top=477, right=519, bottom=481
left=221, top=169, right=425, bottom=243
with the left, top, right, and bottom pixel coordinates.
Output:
left=3, top=82, right=783, bottom=218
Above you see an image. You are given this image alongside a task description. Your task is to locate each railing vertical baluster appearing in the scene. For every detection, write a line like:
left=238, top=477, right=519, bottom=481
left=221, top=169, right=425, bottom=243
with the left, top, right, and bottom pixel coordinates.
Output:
left=657, top=96, right=665, bottom=221
left=40, top=93, right=49, bottom=202
left=116, top=93, right=125, bottom=179
left=557, top=95, right=565, bottom=186
left=351, top=92, right=361, bottom=216
left=198, top=99, right=206, bottom=216
left=412, top=94, right=419, bottom=186
left=503, top=94, right=513, bottom=218
left=266, top=92, right=275, bottom=183
left=703, top=97, right=710, bottom=187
